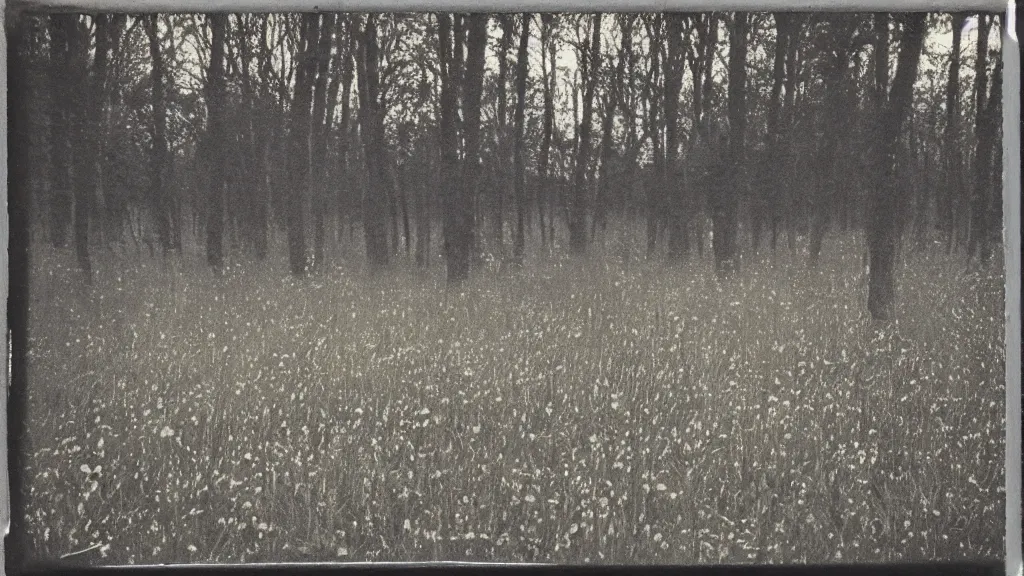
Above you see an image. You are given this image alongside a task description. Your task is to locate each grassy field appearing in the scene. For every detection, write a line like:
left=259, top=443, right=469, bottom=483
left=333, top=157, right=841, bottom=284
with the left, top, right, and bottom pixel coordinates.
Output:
left=21, top=232, right=1005, bottom=565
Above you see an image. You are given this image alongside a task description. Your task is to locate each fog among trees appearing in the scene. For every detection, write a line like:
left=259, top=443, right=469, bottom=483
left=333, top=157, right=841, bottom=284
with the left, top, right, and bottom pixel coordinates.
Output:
left=8, top=12, right=1005, bottom=315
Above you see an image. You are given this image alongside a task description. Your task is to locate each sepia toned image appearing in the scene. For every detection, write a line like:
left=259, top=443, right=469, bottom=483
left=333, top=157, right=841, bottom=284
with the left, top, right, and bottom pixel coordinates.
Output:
left=4, top=8, right=1007, bottom=567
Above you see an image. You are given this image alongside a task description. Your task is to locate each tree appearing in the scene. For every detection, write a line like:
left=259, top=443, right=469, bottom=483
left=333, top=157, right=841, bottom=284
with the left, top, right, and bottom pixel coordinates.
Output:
left=664, top=13, right=688, bottom=261
left=686, top=13, right=718, bottom=258
left=866, top=13, right=927, bottom=322
left=337, top=16, right=357, bottom=248
left=940, top=13, right=966, bottom=253
left=490, top=14, right=514, bottom=252
left=711, top=11, right=748, bottom=277
left=537, top=13, right=557, bottom=251
left=643, top=14, right=663, bottom=259
left=283, top=14, right=319, bottom=276
left=764, top=13, right=791, bottom=253
left=435, top=13, right=487, bottom=283
left=358, top=15, right=390, bottom=270
left=510, top=13, right=531, bottom=265
left=206, top=14, right=228, bottom=272
left=453, top=13, right=488, bottom=280
left=147, top=15, right=172, bottom=253
left=593, top=14, right=629, bottom=242
left=311, top=13, right=336, bottom=271
left=807, top=15, right=864, bottom=268
left=73, top=14, right=112, bottom=283
left=568, top=14, right=602, bottom=256
left=981, top=52, right=1002, bottom=263
left=781, top=15, right=804, bottom=255
left=969, top=15, right=1001, bottom=265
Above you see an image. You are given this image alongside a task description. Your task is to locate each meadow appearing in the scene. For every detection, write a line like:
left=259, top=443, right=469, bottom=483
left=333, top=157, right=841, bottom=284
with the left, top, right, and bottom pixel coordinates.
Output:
left=21, top=230, right=1006, bottom=565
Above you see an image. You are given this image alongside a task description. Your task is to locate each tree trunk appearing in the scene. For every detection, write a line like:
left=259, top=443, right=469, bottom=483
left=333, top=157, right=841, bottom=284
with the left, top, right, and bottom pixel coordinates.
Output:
left=285, top=14, right=318, bottom=276
left=147, top=15, right=172, bottom=254
left=511, top=13, right=531, bottom=265
left=337, top=16, right=355, bottom=249
left=867, top=13, right=927, bottom=322
left=311, top=13, right=335, bottom=271
left=979, top=47, right=1002, bottom=264
left=713, top=11, right=747, bottom=278
left=491, top=15, right=513, bottom=253
left=808, top=16, right=856, bottom=268
left=358, top=15, right=390, bottom=269
left=766, top=13, right=789, bottom=255
left=568, top=14, right=601, bottom=256
left=644, top=15, right=663, bottom=259
left=443, top=13, right=488, bottom=283
left=664, top=14, right=688, bottom=262
left=537, top=14, right=556, bottom=251
left=206, top=14, right=228, bottom=272
left=72, top=15, right=111, bottom=283
left=252, top=15, right=273, bottom=260
left=970, top=14, right=998, bottom=265
left=941, top=13, right=966, bottom=254
left=438, top=14, right=459, bottom=274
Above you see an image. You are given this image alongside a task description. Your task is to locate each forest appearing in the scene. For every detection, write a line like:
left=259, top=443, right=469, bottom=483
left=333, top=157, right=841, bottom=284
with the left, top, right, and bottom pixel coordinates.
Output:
left=5, top=10, right=1007, bottom=566
left=7, top=12, right=1005, bottom=314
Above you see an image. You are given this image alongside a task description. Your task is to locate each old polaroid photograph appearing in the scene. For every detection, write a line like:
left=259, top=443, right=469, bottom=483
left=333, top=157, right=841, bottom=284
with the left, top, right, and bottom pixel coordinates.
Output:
left=3, top=6, right=1010, bottom=568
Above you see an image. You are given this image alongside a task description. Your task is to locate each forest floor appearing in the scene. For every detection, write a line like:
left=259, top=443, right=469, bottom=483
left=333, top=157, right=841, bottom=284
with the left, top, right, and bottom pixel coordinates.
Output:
left=20, top=232, right=1006, bottom=565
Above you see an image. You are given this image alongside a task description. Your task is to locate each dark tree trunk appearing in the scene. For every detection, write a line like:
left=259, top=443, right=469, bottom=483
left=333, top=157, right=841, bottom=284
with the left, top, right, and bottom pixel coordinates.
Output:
left=568, top=14, right=601, bottom=256
left=511, top=13, right=531, bottom=265
left=595, top=17, right=630, bottom=244
left=713, top=11, right=748, bottom=278
left=238, top=15, right=266, bottom=260
left=444, top=13, right=487, bottom=283
left=979, top=49, right=1002, bottom=264
left=664, top=13, right=688, bottom=262
left=970, top=15, right=999, bottom=265
left=251, top=15, right=273, bottom=260
left=491, top=14, right=513, bottom=252
left=392, top=152, right=412, bottom=256
left=766, top=13, right=789, bottom=255
left=537, top=14, right=556, bottom=251
left=147, top=15, right=172, bottom=253
left=415, top=121, right=434, bottom=266
left=941, top=13, right=966, bottom=254
left=808, top=16, right=856, bottom=268
left=867, top=13, right=927, bottom=322
left=644, top=15, right=663, bottom=259
left=694, top=13, right=716, bottom=258
left=438, top=14, right=462, bottom=277
left=285, top=14, right=318, bottom=276
left=311, top=13, right=335, bottom=271
left=323, top=16, right=344, bottom=248
left=358, top=14, right=390, bottom=270
left=967, top=14, right=992, bottom=262
left=206, top=14, right=228, bottom=272
left=72, top=15, right=112, bottom=283
left=337, top=16, right=356, bottom=248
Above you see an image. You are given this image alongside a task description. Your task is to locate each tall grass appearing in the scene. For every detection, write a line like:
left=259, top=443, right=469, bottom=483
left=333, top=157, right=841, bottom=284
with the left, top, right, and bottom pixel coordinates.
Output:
left=22, top=232, right=1004, bottom=565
